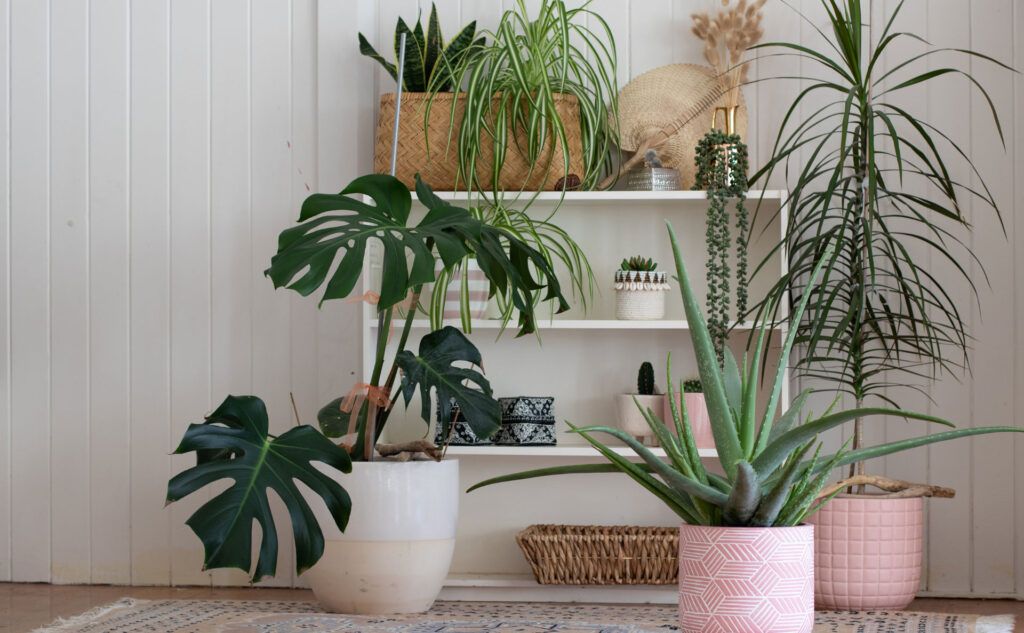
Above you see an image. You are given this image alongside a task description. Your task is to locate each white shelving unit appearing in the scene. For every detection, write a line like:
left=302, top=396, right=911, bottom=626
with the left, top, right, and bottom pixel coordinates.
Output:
left=359, top=188, right=790, bottom=599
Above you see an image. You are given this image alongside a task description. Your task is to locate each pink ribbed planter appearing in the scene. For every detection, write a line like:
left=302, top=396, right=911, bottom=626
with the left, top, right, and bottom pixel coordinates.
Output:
left=678, top=524, right=814, bottom=633
left=808, top=496, right=923, bottom=610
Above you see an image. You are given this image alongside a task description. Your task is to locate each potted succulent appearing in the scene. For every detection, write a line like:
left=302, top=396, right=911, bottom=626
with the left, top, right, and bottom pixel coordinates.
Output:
left=164, top=174, right=568, bottom=614
left=615, top=361, right=663, bottom=446
left=472, top=224, right=1021, bottom=633
left=615, top=256, right=671, bottom=320
left=427, top=0, right=619, bottom=196
left=361, top=4, right=483, bottom=190
left=750, top=0, right=1013, bottom=610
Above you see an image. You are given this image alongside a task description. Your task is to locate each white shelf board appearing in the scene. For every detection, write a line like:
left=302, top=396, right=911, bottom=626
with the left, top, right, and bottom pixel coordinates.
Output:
left=445, top=444, right=717, bottom=459
left=418, top=189, right=786, bottom=203
left=372, top=319, right=782, bottom=331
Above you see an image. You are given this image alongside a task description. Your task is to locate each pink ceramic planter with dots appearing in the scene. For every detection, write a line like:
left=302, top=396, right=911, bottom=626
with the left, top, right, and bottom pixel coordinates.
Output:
left=808, top=495, right=923, bottom=610
left=678, top=524, right=815, bottom=633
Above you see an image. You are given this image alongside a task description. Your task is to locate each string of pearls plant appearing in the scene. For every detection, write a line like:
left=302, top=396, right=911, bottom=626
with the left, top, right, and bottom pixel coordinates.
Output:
left=694, top=130, right=750, bottom=364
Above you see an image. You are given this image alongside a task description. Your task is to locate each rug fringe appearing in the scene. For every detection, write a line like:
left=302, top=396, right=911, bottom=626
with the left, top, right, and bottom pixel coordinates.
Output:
left=977, top=614, right=1015, bottom=633
left=30, top=597, right=141, bottom=633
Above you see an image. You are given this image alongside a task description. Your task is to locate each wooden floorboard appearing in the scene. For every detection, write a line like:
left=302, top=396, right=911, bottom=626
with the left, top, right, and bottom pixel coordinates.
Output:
left=0, top=583, right=1020, bottom=633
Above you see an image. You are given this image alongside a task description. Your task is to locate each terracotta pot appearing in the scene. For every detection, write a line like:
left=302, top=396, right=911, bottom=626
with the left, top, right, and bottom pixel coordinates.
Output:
left=664, top=392, right=714, bottom=449
left=808, top=495, right=923, bottom=610
left=678, top=523, right=814, bottom=633
left=615, top=394, right=664, bottom=444
left=305, top=460, right=459, bottom=613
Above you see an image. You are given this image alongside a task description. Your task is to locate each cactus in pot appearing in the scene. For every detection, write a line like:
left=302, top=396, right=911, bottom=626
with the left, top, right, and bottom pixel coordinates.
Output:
left=614, top=361, right=663, bottom=446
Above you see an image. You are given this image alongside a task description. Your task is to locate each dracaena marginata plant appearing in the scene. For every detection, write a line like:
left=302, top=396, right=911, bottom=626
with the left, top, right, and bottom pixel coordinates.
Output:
left=166, top=174, right=569, bottom=582
left=470, top=224, right=1021, bottom=526
left=748, top=0, right=1013, bottom=481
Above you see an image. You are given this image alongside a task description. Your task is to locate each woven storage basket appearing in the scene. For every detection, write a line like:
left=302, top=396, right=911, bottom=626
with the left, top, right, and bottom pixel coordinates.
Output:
left=516, top=525, right=679, bottom=585
left=374, top=92, right=585, bottom=191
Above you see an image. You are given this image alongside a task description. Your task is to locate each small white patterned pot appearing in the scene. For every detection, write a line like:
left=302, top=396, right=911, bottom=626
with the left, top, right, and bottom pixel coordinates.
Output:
left=678, top=523, right=815, bottom=633
left=615, top=270, right=670, bottom=320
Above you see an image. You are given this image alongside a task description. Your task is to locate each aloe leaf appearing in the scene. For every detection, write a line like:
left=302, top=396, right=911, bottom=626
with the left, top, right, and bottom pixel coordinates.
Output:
left=749, top=441, right=813, bottom=527
left=468, top=463, right=647, bottom=493
left=722, top=461, right=760, bottom=526
left=753, top=407, right=954, bottom=478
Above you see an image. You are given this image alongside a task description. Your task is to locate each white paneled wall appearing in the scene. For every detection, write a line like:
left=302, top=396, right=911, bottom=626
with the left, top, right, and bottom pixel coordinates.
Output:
left=0, top=0, right=1021, bottom=597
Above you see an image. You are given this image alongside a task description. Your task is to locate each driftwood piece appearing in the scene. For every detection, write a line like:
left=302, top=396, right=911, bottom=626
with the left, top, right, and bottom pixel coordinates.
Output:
left=817, top=474, right=956, bottom=500
left=375, top=439, right=443, bottom=462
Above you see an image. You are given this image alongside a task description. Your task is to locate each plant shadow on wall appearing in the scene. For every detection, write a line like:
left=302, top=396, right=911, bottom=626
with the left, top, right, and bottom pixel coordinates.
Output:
left=472, top=225, right=1023, bottom=632
left=164, top=174, right=569, bottom=586
left=744, top=0, right=1015, bottom=611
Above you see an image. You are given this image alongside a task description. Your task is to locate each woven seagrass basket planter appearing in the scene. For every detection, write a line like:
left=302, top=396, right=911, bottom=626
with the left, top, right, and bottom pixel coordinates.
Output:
left=374, top=92, right=585, bottom=191
left=516, top=525, right=678, bottom=585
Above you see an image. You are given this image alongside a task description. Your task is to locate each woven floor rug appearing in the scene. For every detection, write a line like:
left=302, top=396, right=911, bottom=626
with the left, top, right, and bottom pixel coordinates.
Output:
left=33, top=599, right=1014, bottom=633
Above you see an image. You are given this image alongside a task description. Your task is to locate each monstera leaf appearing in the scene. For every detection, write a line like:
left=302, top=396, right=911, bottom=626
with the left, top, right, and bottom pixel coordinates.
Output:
left=266, top=174, right=567, bottom=335
left=166, top=395, right=352, bottom=582
left=395, top=326, right=501, bottom=440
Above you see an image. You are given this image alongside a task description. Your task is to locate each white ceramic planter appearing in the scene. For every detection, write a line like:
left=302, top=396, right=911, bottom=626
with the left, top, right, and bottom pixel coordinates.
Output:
left=615, top=394, right=664, bottom=444
left=305, top=460, right=459, bottom=614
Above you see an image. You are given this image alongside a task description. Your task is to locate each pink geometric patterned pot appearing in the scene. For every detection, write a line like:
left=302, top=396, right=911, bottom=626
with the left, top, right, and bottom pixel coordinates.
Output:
left=808, top=495, right=923, bottom=610
left=678, top=524, right=814, bottom=633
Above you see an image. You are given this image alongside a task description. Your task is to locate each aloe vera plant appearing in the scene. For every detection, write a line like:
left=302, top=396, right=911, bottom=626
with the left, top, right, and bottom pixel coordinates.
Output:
left=470, top=224, right=1022, bottom=526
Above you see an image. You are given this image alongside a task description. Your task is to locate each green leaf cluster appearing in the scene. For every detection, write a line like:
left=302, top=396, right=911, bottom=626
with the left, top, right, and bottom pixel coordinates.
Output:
left=620, top=256, right=657, bottom=272
left=358, top=3, right=482, bottom=92
left=427, top=0, right=620, bottom=196
left=470, top=224, right=1023, bottom=526
left=637, top=361, right=655, bottom=396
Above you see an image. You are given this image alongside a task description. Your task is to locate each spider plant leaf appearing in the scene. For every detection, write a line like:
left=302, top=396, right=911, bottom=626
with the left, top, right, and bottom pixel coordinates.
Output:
left=166, top=395, right=353, bottom=582
left=358, top=32, right=397, bottom=82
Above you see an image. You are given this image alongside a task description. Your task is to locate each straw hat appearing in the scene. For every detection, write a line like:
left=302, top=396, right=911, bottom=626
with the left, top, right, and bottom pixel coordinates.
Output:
left=616, top=64, right=748, bottom=189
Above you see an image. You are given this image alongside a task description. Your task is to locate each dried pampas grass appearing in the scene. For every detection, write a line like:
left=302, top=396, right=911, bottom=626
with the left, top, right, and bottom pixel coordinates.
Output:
left=692, top=0, right=766, bottom=107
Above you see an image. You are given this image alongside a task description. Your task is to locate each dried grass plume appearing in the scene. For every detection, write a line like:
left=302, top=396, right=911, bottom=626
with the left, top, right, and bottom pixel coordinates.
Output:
left=692, top=0, right=767, bottom=107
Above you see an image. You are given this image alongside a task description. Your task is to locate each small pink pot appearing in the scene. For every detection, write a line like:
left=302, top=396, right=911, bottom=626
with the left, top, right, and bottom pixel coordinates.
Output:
left=808, top=495, right=923, bottom=610
left=678, top=524, right=814, bottom=633
left=665, top=393, right=714, bottom=449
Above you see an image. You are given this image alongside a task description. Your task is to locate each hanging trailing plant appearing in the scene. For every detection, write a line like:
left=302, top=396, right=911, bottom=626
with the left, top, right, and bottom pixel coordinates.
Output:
left=694, top=130, right=750, bottom=364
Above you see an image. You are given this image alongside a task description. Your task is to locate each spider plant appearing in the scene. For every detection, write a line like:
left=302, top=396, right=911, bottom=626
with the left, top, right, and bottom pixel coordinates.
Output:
left=429, top=0, right=620, bottom=197
left=747, top=0, right=1013, bottom=478
left=470, top=224, right=1022, bottom=526
left=428, top=204, right=596, bottom=333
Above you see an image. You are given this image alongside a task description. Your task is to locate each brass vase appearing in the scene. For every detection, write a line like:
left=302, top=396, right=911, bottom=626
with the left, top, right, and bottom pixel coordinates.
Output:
left=712, top=105, right=740, bottom=187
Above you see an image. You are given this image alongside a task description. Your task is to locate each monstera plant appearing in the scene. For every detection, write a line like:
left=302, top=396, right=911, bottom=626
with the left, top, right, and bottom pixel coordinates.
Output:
left=166, top=174, right=568, bottom=581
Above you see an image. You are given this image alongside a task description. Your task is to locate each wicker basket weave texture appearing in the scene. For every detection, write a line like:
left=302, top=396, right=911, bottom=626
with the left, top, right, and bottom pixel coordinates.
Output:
left=374, top=92, right=585, bottom=191
left=516, top=525, right=679, bottom=585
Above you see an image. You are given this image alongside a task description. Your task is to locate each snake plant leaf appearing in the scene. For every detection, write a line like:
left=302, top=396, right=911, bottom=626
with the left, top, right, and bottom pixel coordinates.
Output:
left=166, top=395, right=353, bottom=582
left=433, top=21, right=479, bottom=90
left=424, top=3, right=443, bottom=86
left=395, top=326, right=501, bottom=440
left=357, top=33, right=397, bottom=82
left=395, top=18, right=427, bottom=92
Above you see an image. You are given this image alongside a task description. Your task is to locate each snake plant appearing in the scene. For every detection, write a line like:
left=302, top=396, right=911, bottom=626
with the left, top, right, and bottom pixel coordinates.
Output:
left=358, top=3, right=482, bottom=93
left=470, top=224, right=1022, bottom=526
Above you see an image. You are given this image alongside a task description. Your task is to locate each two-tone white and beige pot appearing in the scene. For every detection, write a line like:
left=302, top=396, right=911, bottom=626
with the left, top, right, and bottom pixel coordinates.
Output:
left=808, top=495, right=924, bottom=610
left=306, top=460, right=459, bottom=614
